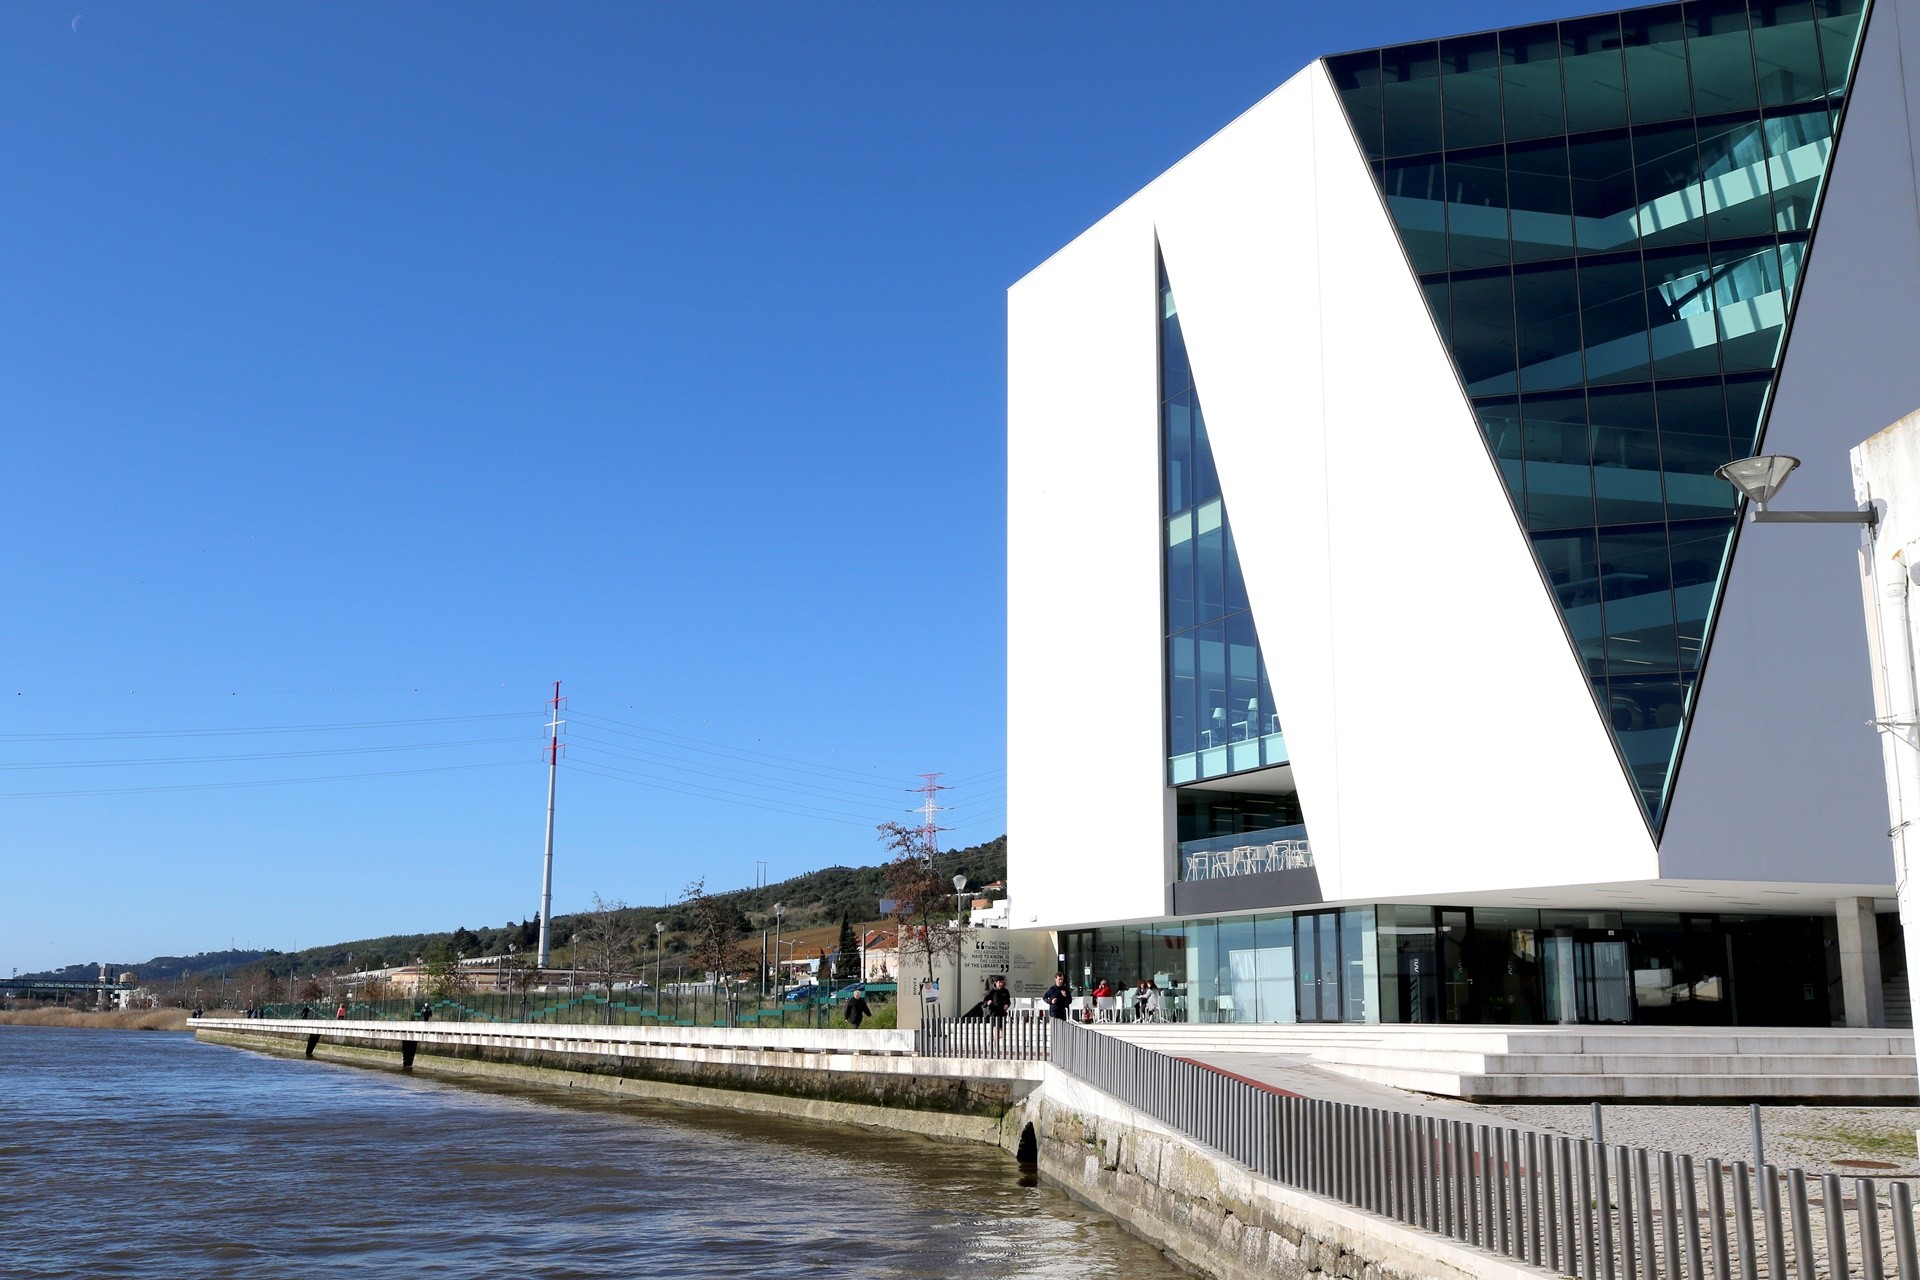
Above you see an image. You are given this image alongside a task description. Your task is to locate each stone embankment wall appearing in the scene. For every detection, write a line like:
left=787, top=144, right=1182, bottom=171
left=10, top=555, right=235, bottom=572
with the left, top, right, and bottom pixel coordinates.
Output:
left=1027, top=1072, right=1542, bottom=1280
left=195, top=1020, right=1038, bottom=1147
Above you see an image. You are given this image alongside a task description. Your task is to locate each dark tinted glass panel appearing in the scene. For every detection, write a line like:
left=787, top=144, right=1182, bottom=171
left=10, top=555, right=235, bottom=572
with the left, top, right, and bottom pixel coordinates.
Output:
left=1689, top=0, right=1761, bottom=115
left=1325, top=0, right=1870, bottom=828
left=1563, top=15, right=1630, bottom=132
left=1567, top=133, right=1638, bottom=245
left=1633, top=121, right=1707, bottom=247
left=1448, top=153, right=1514, bottom=270
left=1697, top=116, right=1778, bottom=240
left=1450, top=272, right=1518, bottom=394
left=1502, top=24, right=1568, bottom=141
left=1506, top=139, right=1577, bottom=262
left=1515, top=264, right=1586, bottom=391
left=1751, top=1, right=1828, bottom=107
left=1385, top=158, right=1451, bottom=274
left=1383, top=43, right=1445, bottom=156
left=1622, top=6, right=1695, bottom=124
left=1442, top=34, right=1506, bottom=151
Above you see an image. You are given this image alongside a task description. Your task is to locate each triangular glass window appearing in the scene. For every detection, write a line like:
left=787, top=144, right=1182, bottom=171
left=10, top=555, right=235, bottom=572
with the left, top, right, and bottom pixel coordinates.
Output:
left=1325, top=0, right=1869, bottom=829
left=1160, top=274, right=1291, bottom=787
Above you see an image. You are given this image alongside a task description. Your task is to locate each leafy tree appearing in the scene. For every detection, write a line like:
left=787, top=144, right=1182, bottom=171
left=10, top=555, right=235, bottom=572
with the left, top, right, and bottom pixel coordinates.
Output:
left=834, top=913, right=860, bottom=982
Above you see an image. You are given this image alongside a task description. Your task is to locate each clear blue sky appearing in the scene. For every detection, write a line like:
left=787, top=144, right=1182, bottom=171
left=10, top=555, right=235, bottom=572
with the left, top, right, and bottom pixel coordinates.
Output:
left=1, top=1, right=1573, bottom=974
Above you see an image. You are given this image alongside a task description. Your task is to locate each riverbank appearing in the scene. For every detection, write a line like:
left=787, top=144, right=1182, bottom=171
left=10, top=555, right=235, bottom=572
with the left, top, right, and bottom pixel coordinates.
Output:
left=0, top=1007, right=189, bottom=1030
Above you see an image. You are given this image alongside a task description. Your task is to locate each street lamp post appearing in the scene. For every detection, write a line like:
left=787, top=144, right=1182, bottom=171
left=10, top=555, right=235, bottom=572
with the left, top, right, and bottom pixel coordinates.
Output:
left=952, top=873, right=969, bottom=927
left=772, top=903, right=784, bottom=994
left=653, top=920, right=665, bottom=1021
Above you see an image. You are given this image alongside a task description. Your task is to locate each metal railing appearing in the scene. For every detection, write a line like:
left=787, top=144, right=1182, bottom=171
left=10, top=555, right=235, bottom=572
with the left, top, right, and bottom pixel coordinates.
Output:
left=915, top=1014, right=1051, bottom=1060
left=1051, top=1020, right=1918, bottom=1279
left=243, top=990, right=886, bottom=1030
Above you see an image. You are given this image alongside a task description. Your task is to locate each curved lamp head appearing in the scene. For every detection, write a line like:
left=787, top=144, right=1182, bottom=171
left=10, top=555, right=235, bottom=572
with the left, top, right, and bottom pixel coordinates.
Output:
left=1715, top=454, right=1801, bottom=507
left=952, top=873, right=968, bottom=892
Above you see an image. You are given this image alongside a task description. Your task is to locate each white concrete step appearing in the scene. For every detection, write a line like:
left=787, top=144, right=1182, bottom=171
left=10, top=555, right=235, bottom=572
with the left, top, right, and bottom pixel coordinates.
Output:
left=1090, top=1023, right=1920, bottom=1100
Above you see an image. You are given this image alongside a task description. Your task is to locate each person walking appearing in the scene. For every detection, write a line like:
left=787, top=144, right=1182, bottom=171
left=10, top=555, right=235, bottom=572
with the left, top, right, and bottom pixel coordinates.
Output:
left=844, top=987, right=873, bottom=1029
left=984, top=976, right=1012, bottom=1043
left=1042, top=973, right=1073, bottom=1021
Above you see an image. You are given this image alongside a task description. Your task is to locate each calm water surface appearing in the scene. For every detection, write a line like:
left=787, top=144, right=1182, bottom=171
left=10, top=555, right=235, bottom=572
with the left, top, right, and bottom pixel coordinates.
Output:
left=1, top=1028, right=1183, bottom=1279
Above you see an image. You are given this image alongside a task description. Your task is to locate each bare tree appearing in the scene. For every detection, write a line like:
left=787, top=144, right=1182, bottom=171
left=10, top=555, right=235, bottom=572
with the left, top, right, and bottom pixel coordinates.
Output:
left=878, top=821, right=963, bottom=989
left=574, top=893, right=640, bottom=1024
left=680, top=877, right=740, bottom=990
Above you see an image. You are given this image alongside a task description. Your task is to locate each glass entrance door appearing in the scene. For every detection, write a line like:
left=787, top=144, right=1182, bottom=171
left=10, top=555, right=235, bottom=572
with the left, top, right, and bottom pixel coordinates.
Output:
left=1542, top=931, right=1633, bottom=1024
left=1295, top=911, right=1343, bottom=1022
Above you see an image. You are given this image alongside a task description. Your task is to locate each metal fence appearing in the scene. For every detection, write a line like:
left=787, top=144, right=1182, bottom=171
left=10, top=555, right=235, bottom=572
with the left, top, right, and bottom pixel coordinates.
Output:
left=247, top=990, right=884, bottom=1030
left=1051, top=1020, right=1918, bottom=1280
left=915, top=1014, right=1052, bottom=1060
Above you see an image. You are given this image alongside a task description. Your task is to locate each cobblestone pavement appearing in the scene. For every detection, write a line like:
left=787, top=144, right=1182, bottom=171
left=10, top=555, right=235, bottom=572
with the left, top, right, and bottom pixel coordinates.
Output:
left=1471, top=1102, right=1920, bottom=1178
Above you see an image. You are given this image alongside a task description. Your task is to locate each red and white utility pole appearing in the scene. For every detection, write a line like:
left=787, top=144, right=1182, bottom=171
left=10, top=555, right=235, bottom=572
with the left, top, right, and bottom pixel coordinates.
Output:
left=536, top=680, right=566, bottom=969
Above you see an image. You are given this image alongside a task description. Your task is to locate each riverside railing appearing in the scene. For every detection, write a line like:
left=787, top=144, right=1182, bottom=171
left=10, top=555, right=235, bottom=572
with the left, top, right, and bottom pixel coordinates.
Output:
left=250, top=989, right=885, bottom=1030
left=1051, top=1020, right=1918, bottom=1280
left=914, top=1014, right=1051, bottom=1060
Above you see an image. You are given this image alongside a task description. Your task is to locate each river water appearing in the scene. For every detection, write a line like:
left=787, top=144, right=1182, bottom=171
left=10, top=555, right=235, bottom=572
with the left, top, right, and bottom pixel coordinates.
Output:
left=1, top=1028, right=1183, bottom=1279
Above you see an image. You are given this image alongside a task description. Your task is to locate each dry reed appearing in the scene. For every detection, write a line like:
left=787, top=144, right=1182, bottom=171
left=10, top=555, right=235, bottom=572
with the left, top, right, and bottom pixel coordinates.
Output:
left=0, top=1007, right=192, bottom=1031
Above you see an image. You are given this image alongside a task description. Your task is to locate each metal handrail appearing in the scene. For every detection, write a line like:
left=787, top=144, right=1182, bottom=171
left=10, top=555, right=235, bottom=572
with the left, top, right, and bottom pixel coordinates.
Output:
left=1050, top=1019, right=1916, bottom=1279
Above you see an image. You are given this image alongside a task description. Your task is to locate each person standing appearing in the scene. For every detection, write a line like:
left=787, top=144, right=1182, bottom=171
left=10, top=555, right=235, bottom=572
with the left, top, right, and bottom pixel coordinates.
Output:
left=845, top=987, right=873, bottom=1029
left=1042, top=973, right=1073, bottom=1021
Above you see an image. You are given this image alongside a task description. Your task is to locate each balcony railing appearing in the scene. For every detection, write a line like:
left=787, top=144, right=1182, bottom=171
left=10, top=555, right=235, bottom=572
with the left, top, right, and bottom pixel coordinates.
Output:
left=1178, top=823, right=1312, bottom=881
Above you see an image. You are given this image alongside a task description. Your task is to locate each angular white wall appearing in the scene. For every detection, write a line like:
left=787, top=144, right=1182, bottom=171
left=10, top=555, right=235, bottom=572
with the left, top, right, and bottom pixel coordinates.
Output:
left=1009, top=19, right=1915, bottom=927
left=1658, top=0, right=1918, bottom=888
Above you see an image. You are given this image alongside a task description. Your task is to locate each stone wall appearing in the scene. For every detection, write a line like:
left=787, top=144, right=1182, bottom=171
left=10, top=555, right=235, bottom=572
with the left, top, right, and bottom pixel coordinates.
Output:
left=196, top=1026, right=1035, bottom=1147
left=1025, top=1073, right=1541, bottom=1280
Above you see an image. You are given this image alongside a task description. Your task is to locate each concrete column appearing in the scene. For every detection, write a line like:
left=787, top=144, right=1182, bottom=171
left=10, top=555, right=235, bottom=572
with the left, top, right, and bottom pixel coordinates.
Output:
left=1836, top=896, right=1887, bottom=1028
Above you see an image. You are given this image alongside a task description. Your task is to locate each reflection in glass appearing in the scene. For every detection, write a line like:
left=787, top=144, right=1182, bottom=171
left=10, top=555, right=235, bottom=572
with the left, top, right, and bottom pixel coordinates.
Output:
left=1325, top=0, right=1867, bottom=827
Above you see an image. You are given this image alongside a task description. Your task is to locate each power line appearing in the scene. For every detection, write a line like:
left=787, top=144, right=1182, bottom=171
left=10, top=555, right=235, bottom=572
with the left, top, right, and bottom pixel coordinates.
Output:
left=0, top=712, right=534, bottom=744
left=0, top=735, right=530, bottom=771
left=0, top=758, right=529, bottom=801
left=566, top=734, right=917, bottom=808
left=564, top=760, right=880, bottom=828
left=567, top=710, right=921, bottom=792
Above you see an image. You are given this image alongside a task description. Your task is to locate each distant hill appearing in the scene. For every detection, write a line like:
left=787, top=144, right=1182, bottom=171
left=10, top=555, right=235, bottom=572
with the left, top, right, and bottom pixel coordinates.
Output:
left=24, top=835, right=1006, bottom=983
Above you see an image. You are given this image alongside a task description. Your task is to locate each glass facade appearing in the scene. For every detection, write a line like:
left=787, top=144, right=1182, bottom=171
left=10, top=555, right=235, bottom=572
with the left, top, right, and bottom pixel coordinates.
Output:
left=1325, top=0, right=1869, bottom=828
left=1162, top=276, right=1291, bottom=785
left=1060, top=904, right=1836, bottom=1026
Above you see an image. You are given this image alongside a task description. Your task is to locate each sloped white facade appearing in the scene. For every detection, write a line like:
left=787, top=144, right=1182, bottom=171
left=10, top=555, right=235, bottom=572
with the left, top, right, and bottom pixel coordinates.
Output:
left=1009, top=27, right=1907, bottom=931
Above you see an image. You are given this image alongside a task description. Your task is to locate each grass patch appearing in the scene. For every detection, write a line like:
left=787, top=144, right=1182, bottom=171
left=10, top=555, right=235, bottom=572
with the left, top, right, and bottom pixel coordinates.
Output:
left=1789, top=1128, right=1916, bottom=1158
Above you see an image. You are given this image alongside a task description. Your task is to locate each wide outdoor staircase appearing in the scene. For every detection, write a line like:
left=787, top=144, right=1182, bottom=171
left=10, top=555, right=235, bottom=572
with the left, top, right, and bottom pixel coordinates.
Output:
left=1092, top=1023, right=1919, bottom=1101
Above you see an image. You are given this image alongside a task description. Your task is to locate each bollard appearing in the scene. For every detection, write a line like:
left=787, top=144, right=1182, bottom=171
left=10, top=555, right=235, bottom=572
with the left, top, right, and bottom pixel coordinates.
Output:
left=1706, top=1158, right=1729, bottom=1280
left=1636, top=1148, right=1657, bottom=1280
left=1891, top=1181, right=1917, bottom=1280
left=1732, top=1161, right=1758, bottom=1280
left=1619, top=1146, right=1639, bottom=1280
left=1861, top=1178, right=1884, bottom=1280
left=1788, top=1169, right=1814, bottom=1280
left=1597, top=1135, right=1616, bottom=1280
left=1678, top=1154, right=1702, bottom=1280
left=1763, top=1164, right=1787, bottom=1280
left=1660, top=1150, right=1680, bottom=1280
left=1825, top=1173, right=1850, bottom=1280
left=1577, top=1137, right=1596, bottom=1280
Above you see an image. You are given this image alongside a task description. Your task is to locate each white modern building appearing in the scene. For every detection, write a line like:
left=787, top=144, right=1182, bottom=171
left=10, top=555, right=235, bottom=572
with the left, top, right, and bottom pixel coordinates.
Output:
left=1009, top=0, right=1918, bottom=1027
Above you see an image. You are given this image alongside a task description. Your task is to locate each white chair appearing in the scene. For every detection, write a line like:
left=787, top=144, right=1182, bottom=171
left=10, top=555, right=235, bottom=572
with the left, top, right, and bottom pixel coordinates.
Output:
left=1216, top=993, right=1237, bottom=1023
left=1095, top=996, right=1121, bottom=1022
